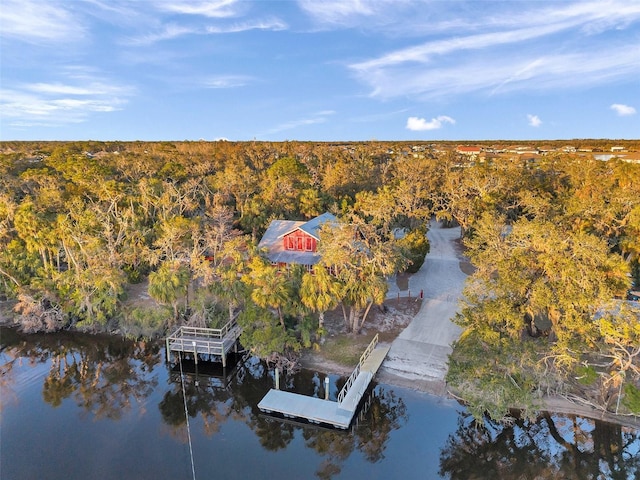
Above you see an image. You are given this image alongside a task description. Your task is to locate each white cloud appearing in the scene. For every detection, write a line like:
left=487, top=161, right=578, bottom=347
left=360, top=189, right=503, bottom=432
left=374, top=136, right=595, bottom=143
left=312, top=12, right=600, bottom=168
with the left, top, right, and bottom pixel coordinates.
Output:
left=26, top=81, right=129, bottom=96
left=298, top=0, right=378, bottom=25
left=406, top=116, right=455, bottom=131
left=352, top=24, right=570, bottom=73
left=127, top=24, right=198, bottom=45
left=1, top=90, right=126, bottom=126
left=527, top=114, right=542, bottom=127
left=0, top=0, right=86, bottom=44
left=352, top=44, right=640, bottom=100
left=299, top=0, right=640, bottom=38
left=204, top=18, right=287, bottom=34
left=0, top=70, right=133, bottom=127
left=154, top=0, right=240, bottom=18
left=610, top=103, right=636, bottom=116
left=129, top=17, right=286, bottom=45
left=349, top=2, right=640, bottom=100
left=264, top=111, right=336, bottom=135
left=202, top=75, right=253, bottom=89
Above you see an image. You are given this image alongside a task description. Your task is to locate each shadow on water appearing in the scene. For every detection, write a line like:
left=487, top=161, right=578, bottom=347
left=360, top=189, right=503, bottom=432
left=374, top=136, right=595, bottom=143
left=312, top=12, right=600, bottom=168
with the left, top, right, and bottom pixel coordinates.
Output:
left=162, top=350, right=410, bottom=477
left=2, top=326, right=639, bottom=479
left=439, top=410, right=640, bottom=480
left=1, top=326, right=410, bottom=477
left=1, top=326, right=161, bottom=419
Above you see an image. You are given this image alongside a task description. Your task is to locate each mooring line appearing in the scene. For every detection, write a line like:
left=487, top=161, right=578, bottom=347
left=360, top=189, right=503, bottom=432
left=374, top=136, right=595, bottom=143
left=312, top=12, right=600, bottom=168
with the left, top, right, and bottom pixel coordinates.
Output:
left=178, top=353, right=196, bottom=480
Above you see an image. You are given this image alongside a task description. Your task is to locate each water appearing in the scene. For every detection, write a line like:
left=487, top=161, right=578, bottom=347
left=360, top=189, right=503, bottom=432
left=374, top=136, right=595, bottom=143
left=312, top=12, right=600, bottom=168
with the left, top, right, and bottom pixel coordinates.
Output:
left=1, top=327, right=639, bottom=479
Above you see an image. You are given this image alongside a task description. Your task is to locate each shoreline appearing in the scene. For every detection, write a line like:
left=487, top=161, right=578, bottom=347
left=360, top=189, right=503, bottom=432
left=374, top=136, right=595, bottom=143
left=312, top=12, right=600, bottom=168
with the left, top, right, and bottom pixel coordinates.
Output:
left=4, top=280, right=639, bottom=431
left=299, top=350, right=640, bottom=430
left=2, top=311, right=638, bottom=430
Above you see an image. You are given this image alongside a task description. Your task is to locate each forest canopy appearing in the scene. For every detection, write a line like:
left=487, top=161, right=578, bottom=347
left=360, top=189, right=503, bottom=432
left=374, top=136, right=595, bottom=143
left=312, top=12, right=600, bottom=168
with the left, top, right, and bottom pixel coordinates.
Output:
left=1, top=139, right=639, bottom=419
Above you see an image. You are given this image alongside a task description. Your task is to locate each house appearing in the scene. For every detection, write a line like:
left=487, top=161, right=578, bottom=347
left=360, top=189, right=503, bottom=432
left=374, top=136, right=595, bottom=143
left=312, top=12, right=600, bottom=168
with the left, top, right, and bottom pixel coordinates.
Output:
left=456, top=145, right=482, bottom=156
left=509, top=146, right=538, bottom=155
left=258, top=212, right=337, bottom=272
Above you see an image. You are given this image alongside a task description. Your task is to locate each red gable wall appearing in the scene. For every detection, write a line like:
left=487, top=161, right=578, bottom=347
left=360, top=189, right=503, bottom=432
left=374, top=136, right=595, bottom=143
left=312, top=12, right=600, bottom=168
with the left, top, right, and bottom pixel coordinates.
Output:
left=283, top=230, right=317, bottom=252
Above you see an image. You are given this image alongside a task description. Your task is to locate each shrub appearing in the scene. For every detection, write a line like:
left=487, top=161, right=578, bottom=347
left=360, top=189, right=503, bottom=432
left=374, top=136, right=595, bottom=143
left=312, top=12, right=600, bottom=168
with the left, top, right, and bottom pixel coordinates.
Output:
left=397, top=225, right=430, bottom=273
left=14, top=292, right=65, bottom=333
left=120, top=306, right=170, bottom=340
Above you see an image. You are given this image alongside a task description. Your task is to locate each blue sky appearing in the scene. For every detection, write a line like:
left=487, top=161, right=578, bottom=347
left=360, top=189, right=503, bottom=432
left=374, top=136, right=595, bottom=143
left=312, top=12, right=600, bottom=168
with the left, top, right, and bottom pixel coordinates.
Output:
left=1, top=0, right=639, bottom=141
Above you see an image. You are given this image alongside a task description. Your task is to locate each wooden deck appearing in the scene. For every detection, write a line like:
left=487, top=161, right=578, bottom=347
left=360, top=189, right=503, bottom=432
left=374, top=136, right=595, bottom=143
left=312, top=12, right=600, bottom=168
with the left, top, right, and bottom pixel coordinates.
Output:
left=258, top=334, right=390, bottom=429
left=165, top=320, right=242, bottom=367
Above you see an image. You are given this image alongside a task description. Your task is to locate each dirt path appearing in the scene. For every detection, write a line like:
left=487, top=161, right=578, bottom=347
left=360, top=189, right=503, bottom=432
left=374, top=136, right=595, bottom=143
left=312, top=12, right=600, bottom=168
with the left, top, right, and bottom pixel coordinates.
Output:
left=378, top=219, right=467, bottom=395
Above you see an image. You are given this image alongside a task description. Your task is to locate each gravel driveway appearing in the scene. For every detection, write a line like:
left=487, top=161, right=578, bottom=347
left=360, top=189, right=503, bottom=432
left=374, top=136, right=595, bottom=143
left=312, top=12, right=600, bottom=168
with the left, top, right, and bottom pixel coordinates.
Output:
left=379, top=219, right=468, bottom=395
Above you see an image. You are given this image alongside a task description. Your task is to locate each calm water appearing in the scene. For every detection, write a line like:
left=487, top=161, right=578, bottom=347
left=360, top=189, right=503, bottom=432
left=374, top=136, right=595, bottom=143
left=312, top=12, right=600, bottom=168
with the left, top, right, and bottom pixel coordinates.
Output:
left=1, top=328, right=639, bottom=480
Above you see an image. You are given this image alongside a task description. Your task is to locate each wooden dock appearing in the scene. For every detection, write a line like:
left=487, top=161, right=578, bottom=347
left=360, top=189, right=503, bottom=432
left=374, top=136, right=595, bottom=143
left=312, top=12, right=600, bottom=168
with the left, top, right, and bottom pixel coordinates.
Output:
left=165, top=320, right=242, bottom=367
left=258, top=334, right=390, bottom=429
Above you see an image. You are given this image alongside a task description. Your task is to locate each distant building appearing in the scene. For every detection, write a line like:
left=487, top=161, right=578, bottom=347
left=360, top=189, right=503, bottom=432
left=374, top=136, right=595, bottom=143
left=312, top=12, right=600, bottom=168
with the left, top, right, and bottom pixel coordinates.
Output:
left=258, top=212, right=337, bottom=272
left=536, top=145, right=555, bottom=154
left=509, top=146, right=538, bottom=155
left=456, top=145, right=482, bottom=156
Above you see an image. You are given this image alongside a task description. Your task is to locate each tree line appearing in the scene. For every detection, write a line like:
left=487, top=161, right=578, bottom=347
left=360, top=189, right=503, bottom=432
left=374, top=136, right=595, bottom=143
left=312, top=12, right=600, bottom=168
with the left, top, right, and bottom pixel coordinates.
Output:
left=0, top=141, right=428, bottom=361
left=1, top=140, right=639, bottom=418
left=444, top=155, right=640, bottom=419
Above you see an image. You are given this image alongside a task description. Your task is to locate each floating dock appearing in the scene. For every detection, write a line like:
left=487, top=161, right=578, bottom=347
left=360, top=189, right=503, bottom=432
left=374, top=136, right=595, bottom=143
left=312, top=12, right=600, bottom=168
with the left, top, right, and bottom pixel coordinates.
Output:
left=258, top=334, right=389, bottom=429
left=165, top=320, right=241, bottom=367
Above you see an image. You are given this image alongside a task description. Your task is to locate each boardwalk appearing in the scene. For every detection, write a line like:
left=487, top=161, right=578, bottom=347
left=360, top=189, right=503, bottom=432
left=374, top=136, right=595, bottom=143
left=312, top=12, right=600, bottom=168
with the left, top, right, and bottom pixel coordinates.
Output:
left=165, top=320, right=242, bottom=367
left=258, top=334, right=389, bottom=429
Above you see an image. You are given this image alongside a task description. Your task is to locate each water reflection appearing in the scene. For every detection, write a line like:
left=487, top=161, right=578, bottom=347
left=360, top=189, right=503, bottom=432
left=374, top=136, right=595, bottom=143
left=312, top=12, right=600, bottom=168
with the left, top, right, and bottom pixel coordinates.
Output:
left=1, top=327, right=638, bottom=480
left=439, top=411, right=640, bottom=480
left=160, top=355, right=247, bottom=438
left=297, top=388, right=408, bottom=479
left=1, top=328, right=160, bottom=418
left=164, top=350, right=410, bottom=478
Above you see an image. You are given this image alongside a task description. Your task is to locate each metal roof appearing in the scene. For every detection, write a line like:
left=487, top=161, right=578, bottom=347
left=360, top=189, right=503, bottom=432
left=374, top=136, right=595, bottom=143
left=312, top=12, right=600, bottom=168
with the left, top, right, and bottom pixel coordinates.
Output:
left=297, top=212, right=338, bottom=239
left=258, top=213, right=338, bottom=265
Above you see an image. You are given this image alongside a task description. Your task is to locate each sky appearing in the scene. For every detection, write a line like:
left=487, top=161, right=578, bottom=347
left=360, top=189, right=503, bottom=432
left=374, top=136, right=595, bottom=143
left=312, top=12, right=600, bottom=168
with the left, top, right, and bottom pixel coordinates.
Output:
left=1, top=0, right=639, bottom=141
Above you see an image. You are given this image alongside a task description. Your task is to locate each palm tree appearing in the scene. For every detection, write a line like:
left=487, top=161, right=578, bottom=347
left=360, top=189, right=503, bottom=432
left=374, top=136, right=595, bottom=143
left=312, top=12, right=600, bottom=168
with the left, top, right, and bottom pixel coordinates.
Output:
left=317, top=218, right=403, bottom=333
left=148, top=260, right=189, bottom=324
left=300, top=267, right=342, bottom=329
left=245, top=257, right=290, bottom=328
left=212, top=262, right=247, bottom=323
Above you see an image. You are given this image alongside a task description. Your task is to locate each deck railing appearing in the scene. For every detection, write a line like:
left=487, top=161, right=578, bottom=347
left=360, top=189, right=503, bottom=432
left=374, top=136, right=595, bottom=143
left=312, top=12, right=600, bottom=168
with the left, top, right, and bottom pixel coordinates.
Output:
left=337, top=334, right=378, bottom=404
left=169, top=336, right=226, bottom=355
left=169, top=319, right=239, bottom=341
left=165, top=319, right=241, bottom=358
